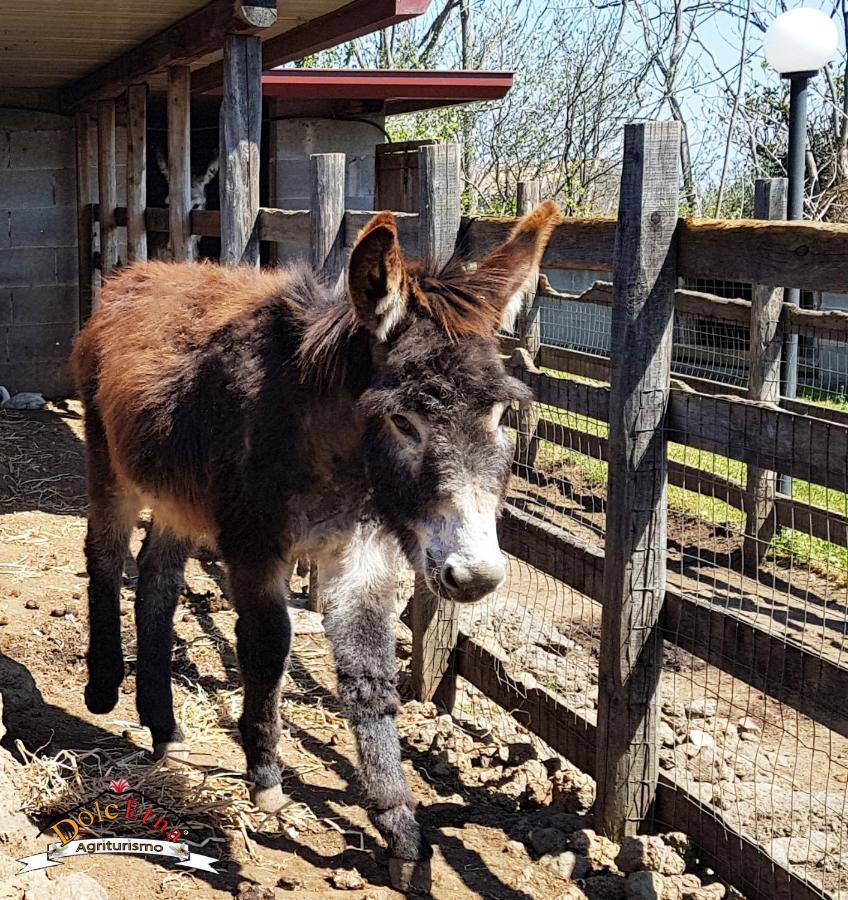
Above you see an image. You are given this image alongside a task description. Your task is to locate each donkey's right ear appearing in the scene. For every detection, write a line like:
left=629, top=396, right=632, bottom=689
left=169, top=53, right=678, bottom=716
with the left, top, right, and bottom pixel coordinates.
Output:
left=347, top=212, right=409, bottom=342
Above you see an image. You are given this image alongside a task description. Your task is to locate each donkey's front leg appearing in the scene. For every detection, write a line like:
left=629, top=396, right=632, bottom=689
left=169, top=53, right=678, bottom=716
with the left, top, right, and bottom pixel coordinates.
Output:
left=228, top=565, right=292, bottom=811
left=322, top=538, right=431, bottom=894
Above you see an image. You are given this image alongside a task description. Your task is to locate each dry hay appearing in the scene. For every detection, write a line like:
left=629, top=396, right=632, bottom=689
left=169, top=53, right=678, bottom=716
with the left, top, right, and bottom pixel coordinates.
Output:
left=12, top=677, right=321, bottom=864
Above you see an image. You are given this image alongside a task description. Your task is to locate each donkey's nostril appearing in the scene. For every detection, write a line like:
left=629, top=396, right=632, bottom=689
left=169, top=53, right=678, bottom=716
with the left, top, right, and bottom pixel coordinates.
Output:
left=442, top=563, right=460, bottom=592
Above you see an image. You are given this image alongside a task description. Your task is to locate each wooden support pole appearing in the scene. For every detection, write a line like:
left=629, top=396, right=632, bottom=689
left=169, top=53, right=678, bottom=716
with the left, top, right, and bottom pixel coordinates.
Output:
left=417, top=143, right=461, bottom=264
left=743, top=178, right=787, bottom=574
left=309, top=153, right=346, bottom=286
left=411, top=142, right=462, bottom=709
left=75, top=111, right=95, bottom=322
left=96, top=99, right=118, bottom=278
left=514, top=179, right=543, bottom=475
left=595, top=121, right=681, bottom=840
left=167, top=66, right=192, bottom=262
left=126, top=83, right=148, bottom=262
left=220, top=33, right=262, bottom=267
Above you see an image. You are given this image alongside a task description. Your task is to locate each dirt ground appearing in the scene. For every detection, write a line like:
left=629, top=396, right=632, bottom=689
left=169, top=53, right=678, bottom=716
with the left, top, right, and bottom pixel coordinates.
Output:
left=0, top=402, right=583, bottom=899
left=2, top=403, right=847, bottom=899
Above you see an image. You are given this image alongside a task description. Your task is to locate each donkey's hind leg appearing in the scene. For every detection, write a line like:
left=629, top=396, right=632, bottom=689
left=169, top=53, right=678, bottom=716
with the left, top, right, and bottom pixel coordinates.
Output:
left=83, top=412, right=137, bottom=715
left=227, top=563, right=292, bottom=810
left=135, top=522, right=191, bottom=760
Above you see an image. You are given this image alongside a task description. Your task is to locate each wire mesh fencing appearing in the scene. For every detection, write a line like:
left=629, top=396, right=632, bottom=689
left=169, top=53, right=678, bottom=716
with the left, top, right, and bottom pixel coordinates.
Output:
left=444, top=276, right=848, bottom=898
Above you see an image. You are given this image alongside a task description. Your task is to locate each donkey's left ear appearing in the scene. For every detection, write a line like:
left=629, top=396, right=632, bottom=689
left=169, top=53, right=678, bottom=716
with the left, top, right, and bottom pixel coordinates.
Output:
left=475, top=200, right=561, bottom=331
left=348, top=212, right=409, bottom=342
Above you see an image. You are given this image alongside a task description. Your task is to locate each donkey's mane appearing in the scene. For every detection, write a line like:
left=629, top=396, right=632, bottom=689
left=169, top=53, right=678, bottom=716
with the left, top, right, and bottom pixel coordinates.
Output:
left=295, top=255, right=513, bottom=388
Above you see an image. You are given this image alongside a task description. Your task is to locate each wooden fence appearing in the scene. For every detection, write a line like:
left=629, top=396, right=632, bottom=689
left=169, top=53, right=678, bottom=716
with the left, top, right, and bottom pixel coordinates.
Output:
left=88, top=128, right=848, bottom=900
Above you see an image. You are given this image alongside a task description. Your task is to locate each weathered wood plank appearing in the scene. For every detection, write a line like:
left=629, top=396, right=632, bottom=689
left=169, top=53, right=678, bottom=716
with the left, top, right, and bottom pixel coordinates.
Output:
left=508, top=365, right=610, bottom=423
left=457, top=635, right=833, bottom=900
left=418, top=144, right=461, bottom=265
left=678, top=217, right=848, bottom=294
left=666, top=391, right=848, bottom=495
left=464, top=216, right=616, bottom=272
left=126, top=84, right=148, bottom=263
left=743, top=179, right=786, bottom=572
left=220, top=34, right=262, bottom=267
left=595, top=121, right=680, bottom=839
left=74, top=112, right=95, bottom=322
left=309, top=153, right=345, bottom=287
left=456, top=636, right=596, bottom=778
left=410, top=143, right=462, bottom=709
left=96, top=99, right=118, bottom=278
left=167, top=67, right=191, bottom=262
left=499, top=501, right=848, bottom=739
left=345, top=210, right=419, bottom=258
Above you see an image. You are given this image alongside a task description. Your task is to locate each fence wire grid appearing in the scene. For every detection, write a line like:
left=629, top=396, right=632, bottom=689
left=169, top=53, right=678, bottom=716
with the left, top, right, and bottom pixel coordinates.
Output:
left=449, top=277, right=848, bottom=899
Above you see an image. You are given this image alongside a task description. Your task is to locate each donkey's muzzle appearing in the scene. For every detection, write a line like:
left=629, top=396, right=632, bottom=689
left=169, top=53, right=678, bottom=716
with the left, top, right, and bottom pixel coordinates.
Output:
left=439, top=553, right=506, bottom=603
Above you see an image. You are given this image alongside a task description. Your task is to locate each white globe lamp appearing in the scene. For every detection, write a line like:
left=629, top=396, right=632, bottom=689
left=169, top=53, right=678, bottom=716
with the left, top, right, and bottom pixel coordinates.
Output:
left=764, top=8, right=838, bottom=76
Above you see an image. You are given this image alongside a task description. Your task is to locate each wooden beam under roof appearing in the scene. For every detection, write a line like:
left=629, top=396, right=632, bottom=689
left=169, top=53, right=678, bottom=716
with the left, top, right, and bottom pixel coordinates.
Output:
left=61, top=0, right=278, bottom=111
left=191, top=0, right=431, bottom=94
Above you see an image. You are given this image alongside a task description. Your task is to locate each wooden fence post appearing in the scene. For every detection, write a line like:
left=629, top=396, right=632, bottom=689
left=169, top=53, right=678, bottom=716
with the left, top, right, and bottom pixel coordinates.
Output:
left=220, top=33, right=261, bottom=267
left=595, top=121, right=681, bottom=840
left=411, top=143, right=462, bottom=708
left=743, top=178, right=787, bottom=574
left=74, top=111, right=95, bottom=323
left=309, top=152, right=346, bottom=286
left=126, top=83, right=148, bottom=263
left=96, top=99, right=118, bottom=278
left=514, top=179, right=543, bottom=475
left=167, top=66, right=192, bottom=262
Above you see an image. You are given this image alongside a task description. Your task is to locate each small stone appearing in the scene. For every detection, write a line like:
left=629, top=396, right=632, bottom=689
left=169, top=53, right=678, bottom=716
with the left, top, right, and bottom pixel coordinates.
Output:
left=682, top=884, right=725, bottom=900
left=687, top=729, right=715, bottom=750
left=686, top=699, right=718, bottom=719
left=235, top=883, right=275, bottom=900
left=663, top=832, right=689, bottom=856
left=505, top=839, right=526, bottom=855
left=25, top=599, right=39, bottom=610
left=330, top=868, right=365, bottom=890
left=276, top=874, right=302, bottom=891
left=659, top=721, right=676, bottom=747
left=529, top=827, right=568, bottom=856
left=0, top=615, right=8, bottom=626
left=50, top=607, right=67, bottom=618
left=736, top=717, right=760, bottom=735
left=616, top=836, right=665, bottom=874
left=625, top=870, right=664, bottom=900
left=570, top=828, right=620, bottom=871
left=541, top=849, right=591, bottom=881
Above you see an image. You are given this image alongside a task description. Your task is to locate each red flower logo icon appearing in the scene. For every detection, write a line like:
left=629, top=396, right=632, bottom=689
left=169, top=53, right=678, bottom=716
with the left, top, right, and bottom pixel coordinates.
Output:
left=108, top=778, right=130, bottom=794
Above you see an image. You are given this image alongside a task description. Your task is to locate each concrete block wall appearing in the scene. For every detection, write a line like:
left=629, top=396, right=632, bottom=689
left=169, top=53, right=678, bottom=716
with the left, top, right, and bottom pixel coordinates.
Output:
left=270, top=114, right=384, bottom=265
left=0, top=110, right=80, bottom=397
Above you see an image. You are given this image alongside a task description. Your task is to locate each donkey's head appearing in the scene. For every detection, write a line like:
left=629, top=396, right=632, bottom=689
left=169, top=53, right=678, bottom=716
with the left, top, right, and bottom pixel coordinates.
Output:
left=347, top=202, right=560, bottom=603
left=155, top=148, right=219, bottom=212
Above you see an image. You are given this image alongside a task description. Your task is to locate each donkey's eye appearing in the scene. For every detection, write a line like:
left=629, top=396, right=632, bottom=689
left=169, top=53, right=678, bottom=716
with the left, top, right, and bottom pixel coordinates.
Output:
left=391, top=414, right=419, bottom=441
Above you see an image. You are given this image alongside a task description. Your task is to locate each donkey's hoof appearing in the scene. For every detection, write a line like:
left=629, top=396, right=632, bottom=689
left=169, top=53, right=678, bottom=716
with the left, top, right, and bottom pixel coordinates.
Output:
left=153, top=741, right=191, bottom=767
left=389, top=858, right=431, bottom=895
left=250, top=782, right=286, bottom=813
left=84, top=683, right=119, bottom=715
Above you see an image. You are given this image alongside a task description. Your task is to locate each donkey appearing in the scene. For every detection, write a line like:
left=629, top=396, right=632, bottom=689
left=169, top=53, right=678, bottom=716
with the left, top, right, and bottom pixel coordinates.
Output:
left=150, top=148, right=219, bottom=260
left=70, top=201, right=559, bottom=892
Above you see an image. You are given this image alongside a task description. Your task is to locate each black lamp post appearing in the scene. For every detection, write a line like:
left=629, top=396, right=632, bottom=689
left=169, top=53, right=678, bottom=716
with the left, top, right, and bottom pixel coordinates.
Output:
left=764, top=9, right=838, bottom=494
